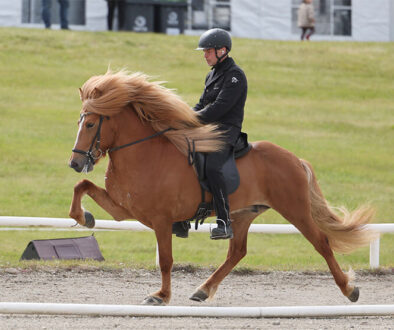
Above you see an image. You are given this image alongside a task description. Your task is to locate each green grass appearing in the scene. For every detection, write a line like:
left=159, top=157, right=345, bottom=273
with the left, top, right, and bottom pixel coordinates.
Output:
left=1, top=231, right=393, bottom=270
left=0, top=28, right=393, bottom=270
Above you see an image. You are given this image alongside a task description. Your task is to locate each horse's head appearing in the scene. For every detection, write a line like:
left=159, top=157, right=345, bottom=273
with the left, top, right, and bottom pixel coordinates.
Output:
left=69, top=112, right=111, bottom=173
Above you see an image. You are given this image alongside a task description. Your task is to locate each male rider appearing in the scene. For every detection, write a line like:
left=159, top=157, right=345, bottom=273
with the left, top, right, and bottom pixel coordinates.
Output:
left=173, top=28, right=248, bottom=240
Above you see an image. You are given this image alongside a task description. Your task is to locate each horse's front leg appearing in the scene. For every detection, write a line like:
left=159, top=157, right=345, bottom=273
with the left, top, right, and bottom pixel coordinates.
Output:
left=142, top=219, right=173, bottom=305
left=190, top=210, right=257, bottom=302
left=69, top=179, right=131, bottom=228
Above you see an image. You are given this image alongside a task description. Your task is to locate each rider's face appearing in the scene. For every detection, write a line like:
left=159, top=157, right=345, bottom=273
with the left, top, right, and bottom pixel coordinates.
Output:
left=203, top=47, right=226, bottom=66
left=203, top=48, right=217, bottom=66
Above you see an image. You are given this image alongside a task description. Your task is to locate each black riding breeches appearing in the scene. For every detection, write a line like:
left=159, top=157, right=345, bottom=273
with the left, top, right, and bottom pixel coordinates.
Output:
left=205, top=125, right=240, bottom=222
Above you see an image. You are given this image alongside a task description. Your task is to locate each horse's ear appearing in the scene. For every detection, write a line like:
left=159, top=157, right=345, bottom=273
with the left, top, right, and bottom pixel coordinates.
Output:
left=91, top=87, right=103, bottom=99
left=79, top=88, right=83, bottom=100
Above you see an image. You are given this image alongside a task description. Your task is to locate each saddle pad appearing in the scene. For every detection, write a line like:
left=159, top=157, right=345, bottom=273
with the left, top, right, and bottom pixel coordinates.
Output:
left=192, top=133, right=252, bottom=195
left=194, top=151, right=240, bottom=194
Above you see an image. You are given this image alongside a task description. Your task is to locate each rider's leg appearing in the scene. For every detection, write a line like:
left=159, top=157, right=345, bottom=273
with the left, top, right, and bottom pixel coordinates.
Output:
left=205, top=147, right=233, bottom=239
left=172, top=220, right=190, bottom=238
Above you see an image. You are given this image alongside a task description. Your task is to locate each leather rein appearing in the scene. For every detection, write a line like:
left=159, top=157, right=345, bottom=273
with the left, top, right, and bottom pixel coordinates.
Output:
left=72, top=113, right=172, bottom=165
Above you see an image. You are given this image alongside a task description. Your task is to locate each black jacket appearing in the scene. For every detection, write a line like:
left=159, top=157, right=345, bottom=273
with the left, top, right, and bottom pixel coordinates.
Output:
left=194, top=57, right=247, bottom=131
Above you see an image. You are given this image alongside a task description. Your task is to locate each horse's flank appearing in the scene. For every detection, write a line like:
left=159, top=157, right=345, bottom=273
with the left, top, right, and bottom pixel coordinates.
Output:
left=79, top=70, right=224, bottom=155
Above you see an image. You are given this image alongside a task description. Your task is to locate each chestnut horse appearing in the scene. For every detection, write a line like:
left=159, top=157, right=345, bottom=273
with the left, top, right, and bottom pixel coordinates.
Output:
left=69, top=70, right=377, bottom=305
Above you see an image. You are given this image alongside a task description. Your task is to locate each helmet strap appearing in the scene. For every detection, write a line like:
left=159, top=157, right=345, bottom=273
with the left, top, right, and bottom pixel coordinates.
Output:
left=214, top=48, right=228, bottom=67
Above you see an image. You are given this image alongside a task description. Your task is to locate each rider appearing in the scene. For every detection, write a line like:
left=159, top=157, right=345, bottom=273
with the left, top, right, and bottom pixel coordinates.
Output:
left=173, top=28, right=248, bottom=240
left=195, top=28, right=248, bottom=239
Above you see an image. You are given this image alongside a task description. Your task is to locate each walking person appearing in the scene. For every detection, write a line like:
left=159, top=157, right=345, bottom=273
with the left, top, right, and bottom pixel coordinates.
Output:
left=41, top=0, right=51, bottom=28
left=41, top=0, right=69, bottom=30
left=58, top=0, right=70, bottom=30
left=297, top=0, right=315, bottom=40
left=106, top=0, right=126, bottom=31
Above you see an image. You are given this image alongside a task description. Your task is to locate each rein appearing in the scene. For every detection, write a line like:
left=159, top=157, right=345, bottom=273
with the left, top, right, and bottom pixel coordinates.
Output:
left=109, top=127, right=173, bottom=153
left=72, top=114, right=172, bottom=164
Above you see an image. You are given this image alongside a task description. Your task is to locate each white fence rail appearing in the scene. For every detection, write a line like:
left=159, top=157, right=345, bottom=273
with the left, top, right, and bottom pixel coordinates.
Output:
left=0, top=216, right=393, bottom=269
left=0, top=302, right=393, bottom=318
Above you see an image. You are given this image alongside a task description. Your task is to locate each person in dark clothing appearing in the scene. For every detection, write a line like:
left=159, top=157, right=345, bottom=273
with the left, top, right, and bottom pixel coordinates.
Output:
left=41, top=0, right=69, bottom=30
left=194, top=29, right=247, bottom=240
left=41, top=0, right=52, bottom=29
left=183, top=28, right=247, bottom=240
left=106, top=0, right=126, bottom=31
left=172, top=28, right=247, bottom=240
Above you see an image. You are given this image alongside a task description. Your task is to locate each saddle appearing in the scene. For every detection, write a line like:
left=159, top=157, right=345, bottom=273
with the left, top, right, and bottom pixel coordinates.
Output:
left=187, top=132, right=252, bottom=228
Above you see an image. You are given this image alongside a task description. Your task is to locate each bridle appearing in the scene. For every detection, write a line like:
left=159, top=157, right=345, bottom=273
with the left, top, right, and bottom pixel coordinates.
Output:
left=72, top=113, right=105, bottom=166
left=72, top=112, right=172, bottom=166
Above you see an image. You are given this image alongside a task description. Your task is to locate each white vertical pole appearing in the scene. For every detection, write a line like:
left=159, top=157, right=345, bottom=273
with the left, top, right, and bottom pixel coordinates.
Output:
left=369, top=238, right=380, bottom=269
left=156, top=243, right=159, bottom=268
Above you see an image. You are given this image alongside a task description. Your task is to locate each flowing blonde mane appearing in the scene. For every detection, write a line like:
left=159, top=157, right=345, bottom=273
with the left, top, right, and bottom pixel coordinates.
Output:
left=79, top=70, right=223, bottom=155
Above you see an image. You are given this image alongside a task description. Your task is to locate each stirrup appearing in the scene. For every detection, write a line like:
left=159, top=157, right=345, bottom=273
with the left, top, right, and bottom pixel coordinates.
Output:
left=172, top=221, right=190, bottom=238
left=210, top=219, right=233, bottom=240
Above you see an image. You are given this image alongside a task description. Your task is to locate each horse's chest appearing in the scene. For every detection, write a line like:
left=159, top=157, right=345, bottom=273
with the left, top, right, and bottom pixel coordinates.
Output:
left=105, top=172, right=145, bottom=210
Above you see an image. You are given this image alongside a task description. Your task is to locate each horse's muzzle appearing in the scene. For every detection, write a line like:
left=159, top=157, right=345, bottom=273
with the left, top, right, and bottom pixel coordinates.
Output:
left=69, top=157, right=93, bottom=173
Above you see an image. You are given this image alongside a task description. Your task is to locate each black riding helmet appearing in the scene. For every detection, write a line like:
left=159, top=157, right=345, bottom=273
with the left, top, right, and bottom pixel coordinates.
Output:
left=196, top=28, right=232, bottom=52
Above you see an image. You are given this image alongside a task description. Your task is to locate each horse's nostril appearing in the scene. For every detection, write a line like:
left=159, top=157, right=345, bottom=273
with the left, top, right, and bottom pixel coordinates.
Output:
left=70, top=161, right=79, bottom=169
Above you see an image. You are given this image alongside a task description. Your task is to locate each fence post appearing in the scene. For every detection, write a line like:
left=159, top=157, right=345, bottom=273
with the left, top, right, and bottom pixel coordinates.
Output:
left=369, top=238, right=380, bottom=269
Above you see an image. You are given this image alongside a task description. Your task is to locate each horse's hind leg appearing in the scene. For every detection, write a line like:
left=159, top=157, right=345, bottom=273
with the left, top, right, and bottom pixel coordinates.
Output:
left=190, top=206, right=265, bottom=302
left=307, top=226, right=358, bottom=301
left=282, top=210, right=359, bottom=302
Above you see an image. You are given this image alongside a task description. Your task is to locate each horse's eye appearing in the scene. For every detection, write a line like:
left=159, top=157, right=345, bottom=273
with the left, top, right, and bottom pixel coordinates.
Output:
left=86, top=122, right=95, bottom=128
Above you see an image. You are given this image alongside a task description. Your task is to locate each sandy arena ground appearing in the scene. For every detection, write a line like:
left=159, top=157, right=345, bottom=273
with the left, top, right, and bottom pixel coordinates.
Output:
left=0, top=267, right=393, bottom=329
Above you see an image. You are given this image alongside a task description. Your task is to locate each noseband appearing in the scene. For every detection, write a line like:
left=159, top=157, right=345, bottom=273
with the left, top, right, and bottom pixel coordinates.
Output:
left=72, top=113, right=104, bottom=166
left=72, top=113, right=172, bottom=165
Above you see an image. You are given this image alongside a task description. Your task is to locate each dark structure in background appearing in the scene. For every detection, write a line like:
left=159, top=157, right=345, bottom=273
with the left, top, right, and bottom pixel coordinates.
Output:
left=123, top=0, right=187, bottom=34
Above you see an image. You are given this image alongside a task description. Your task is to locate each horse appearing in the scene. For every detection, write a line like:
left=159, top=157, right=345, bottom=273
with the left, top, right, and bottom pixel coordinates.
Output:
left=69, top=70, right=378, bottom=305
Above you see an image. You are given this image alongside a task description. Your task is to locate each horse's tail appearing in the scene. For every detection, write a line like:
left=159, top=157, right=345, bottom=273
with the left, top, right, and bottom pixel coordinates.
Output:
left=300, top=160, right=379, bottom=254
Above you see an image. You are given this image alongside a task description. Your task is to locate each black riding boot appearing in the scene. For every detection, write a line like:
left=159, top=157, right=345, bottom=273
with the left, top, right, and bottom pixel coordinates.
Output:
left=210, top=219, right=233, bottom=240
left=172, top=221, right=190, bottom=238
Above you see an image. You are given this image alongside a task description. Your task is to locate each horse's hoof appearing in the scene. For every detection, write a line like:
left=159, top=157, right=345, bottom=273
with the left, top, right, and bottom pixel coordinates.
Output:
left=348, top=287, right=360, bottom=302
left=189, top=289, right=208, bottom=302
left=142, top=296, right=165, bottom=306
left=84, top=211, right=95, bottom=228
